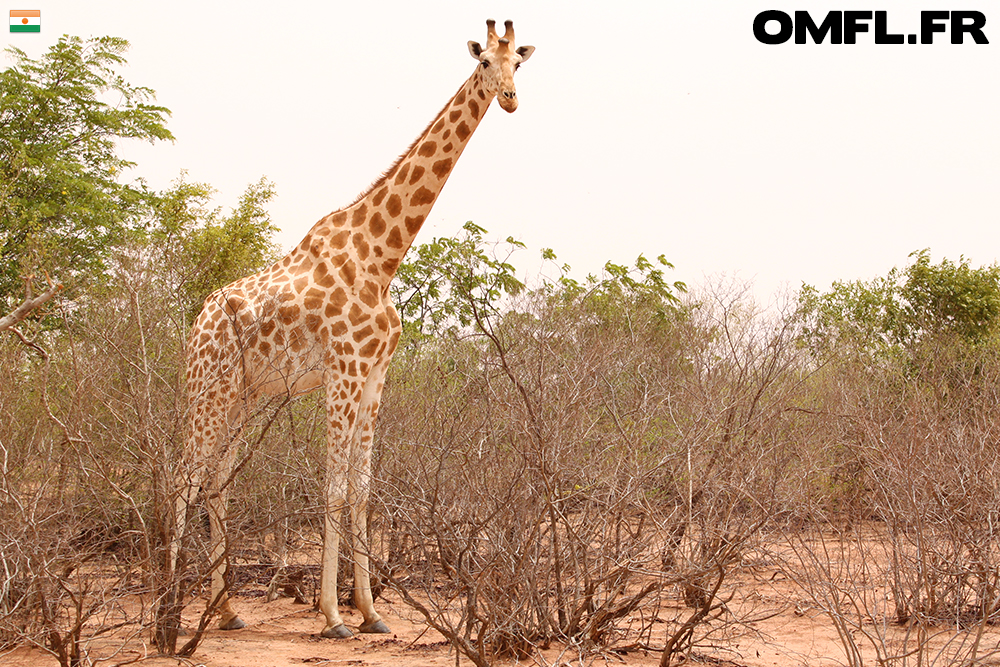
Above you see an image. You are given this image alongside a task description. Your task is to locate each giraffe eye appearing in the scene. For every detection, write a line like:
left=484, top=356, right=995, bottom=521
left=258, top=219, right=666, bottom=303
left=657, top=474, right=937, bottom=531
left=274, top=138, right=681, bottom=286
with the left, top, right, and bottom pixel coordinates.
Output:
left=481, top=60, right=489, bottom=69
left=514, top=62, right=521, bottom=71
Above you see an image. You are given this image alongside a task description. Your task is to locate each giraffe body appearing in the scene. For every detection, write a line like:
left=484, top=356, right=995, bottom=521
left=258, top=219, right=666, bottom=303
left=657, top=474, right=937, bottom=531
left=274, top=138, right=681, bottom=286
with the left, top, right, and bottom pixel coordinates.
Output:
left=175, top=20, right=534, bottom=638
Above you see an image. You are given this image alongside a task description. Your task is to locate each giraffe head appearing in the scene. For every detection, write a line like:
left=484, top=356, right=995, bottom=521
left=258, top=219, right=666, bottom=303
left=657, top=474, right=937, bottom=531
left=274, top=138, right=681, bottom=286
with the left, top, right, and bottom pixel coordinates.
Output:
left=467, top=19, right=534, bottom=113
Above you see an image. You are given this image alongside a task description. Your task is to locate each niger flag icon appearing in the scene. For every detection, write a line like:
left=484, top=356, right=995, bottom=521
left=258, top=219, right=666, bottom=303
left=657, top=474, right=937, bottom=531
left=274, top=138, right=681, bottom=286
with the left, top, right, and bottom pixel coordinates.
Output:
left=10, top=10, right=41, bottom=33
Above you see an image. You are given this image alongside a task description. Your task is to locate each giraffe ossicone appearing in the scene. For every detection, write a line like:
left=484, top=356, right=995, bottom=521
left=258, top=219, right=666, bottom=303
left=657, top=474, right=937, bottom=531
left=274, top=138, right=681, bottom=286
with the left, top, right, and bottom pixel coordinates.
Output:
left=173, top=19, right=534, bottom=639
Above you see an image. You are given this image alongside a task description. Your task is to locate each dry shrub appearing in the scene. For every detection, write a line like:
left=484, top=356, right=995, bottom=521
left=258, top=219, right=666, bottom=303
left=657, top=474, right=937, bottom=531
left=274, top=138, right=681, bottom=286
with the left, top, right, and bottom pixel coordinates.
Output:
left=784, top=333, right=1000, bottom=665
left=0, top=244, right=188, bottom=665
left=857, top=338, right=1000, bottom=627
left=1, top=233, right=825, bottom=667
left=372, top=278, right=811, bottom=665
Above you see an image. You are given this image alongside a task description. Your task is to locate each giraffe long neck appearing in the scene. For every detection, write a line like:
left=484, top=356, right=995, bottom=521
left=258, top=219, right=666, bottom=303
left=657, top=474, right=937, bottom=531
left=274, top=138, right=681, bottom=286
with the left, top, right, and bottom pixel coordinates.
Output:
left=316, top=67, right=494, bottom=288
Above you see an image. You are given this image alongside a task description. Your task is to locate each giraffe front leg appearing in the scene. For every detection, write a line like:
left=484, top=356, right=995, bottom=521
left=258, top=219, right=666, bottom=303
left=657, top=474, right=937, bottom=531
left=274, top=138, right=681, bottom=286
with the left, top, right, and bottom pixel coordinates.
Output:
left=320, top=386, right=354, bottom=639
left=319, top=496, right=352, bottom=638
left=350, top=501, right=389, bottom=634
left=349, top=360, right=390, bottom=634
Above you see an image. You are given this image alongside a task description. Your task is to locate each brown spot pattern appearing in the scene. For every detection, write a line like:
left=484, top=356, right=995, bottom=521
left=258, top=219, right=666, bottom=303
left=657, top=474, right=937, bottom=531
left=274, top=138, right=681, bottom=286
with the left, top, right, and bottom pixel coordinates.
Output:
left=372, top=187, right=388, bottom=206
left=224, top=295, right=245, bottom=318
left=359, top=282, right=379, bottom=308
left=369, top=212, right=386, bottom=237
left=432, top=158, right=453, bottom=179
left=408, top=165, right=425, bottom=184
left=410, top=187, right=434, bottom=207
left=330, top=287, right=348, bottom=311
left=456, top=122, right=471, bottom=141
left=394, top=163, right=410, bottom=185
left=418, top=142, right=436, bottom=157
left=315, top=262, right=336, bottom=288
left=349, top=304, right=370, bottom=326
left=352, top=326, right=374, bottom=343
left=385, top=227, right=403, bottom=249
left=339, top=261, right=357, bottom=286
left=351, top=204, right=368, bottom=227
left=279, top=304, right=300, bottom=325
left=449, top=109, right=462, bottom=122
left=330, top=230, right=350, bottom=249
left=386, top=194, right=402, bottom=217
left=405, top=215, right=424, bottom=235
left=354, top=233, right=370, bottom=260
left=304, top=287, right=325, bottom=310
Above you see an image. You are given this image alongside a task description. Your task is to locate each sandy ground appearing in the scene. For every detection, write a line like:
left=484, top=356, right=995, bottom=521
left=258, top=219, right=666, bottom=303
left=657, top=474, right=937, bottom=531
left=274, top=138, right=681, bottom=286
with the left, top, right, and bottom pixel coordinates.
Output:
left=5, top=564, right=998, bottom=667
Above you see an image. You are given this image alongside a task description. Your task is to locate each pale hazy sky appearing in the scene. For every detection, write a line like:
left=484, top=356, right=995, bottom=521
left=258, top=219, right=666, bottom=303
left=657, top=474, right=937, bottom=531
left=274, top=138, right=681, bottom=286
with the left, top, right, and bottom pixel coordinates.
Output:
left=4, top=1, right=998, bottom=302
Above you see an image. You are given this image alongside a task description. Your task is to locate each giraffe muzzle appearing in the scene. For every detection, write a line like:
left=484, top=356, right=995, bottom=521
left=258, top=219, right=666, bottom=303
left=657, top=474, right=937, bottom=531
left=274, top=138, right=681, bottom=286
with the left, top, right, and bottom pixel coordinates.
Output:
left=499, top=89, right=518, bottom=112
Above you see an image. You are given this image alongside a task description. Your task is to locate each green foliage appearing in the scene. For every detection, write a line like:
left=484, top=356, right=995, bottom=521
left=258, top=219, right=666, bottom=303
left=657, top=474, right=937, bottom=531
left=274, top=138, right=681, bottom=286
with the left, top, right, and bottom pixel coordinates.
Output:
left=902, top=249, right=1000, bottom=343
left=390, top=221, right=525, bottom=345
left=586, top=254, right=687, bottom=324
left=800, top=249, right=1000, bottom=358
left=146, top=175, right=281, bottom=321
left=799, top=272, right=907, bottom=356
left=0, top=36, right=173, bottom=307
left=392, top=223, right=688, bottom=354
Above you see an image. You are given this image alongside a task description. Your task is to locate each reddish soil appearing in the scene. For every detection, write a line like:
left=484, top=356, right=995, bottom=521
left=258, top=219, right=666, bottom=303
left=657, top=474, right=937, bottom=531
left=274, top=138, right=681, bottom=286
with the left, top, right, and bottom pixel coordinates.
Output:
left=5, top=562, right=998, bottom=667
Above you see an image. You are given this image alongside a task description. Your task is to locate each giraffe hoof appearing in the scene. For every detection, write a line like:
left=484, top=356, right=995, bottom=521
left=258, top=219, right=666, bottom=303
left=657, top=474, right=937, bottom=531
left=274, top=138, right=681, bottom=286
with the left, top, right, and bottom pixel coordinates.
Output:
left=320, top=623, right=354, bottom=639
left=219, top=616, right=247, bottom=631
left=359, top=619, right=390, bottom=634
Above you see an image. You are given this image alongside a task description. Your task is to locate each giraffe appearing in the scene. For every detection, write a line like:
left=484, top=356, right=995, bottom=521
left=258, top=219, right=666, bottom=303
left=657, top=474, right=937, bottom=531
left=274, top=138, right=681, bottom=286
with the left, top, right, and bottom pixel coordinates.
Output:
left=174, top=20, right=534, bottom=639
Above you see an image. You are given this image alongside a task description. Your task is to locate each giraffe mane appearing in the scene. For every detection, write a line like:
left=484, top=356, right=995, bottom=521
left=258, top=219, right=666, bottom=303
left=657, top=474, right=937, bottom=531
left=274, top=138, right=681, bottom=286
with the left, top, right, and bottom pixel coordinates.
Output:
left=347, top=78, right=471, bottom=208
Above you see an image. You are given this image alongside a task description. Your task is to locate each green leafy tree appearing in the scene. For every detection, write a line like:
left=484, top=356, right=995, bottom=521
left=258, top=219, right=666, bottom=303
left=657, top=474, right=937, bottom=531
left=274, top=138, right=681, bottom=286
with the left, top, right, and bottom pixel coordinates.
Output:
left=901, top=249, right=1000, bottom=344
left=800, top=249, right=1000, bottom=358
left=0, top=35, right=173, bottom=308
left=146, top=175, right=281, bottom=321
left=391, top=221, right=525, bottom=345
left=392, top=223, right=688, bottom=350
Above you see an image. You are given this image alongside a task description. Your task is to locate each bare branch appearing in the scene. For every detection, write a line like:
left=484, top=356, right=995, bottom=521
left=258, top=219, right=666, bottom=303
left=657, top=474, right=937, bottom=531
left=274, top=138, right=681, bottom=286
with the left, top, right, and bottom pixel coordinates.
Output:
left=0, top=274, right=62, bottom=335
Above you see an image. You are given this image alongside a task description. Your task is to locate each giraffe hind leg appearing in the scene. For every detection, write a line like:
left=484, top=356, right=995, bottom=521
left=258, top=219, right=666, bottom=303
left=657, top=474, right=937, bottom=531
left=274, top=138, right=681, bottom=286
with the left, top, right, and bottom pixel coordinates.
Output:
left=207, top=409, right=249, bottom=631
left=183, top=385, right=248, bottom=631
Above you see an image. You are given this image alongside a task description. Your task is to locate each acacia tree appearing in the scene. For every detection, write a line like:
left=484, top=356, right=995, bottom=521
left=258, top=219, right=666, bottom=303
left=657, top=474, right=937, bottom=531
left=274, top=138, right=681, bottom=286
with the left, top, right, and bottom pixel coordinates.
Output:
left=0, top=35, right=173, bottom=313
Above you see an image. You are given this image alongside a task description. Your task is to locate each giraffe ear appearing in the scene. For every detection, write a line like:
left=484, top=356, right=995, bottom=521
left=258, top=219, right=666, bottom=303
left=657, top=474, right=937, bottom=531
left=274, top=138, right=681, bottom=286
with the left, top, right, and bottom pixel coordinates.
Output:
left=468, top=41, right=484, bottom=59
left=516, top=45, right=535, bottom=62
